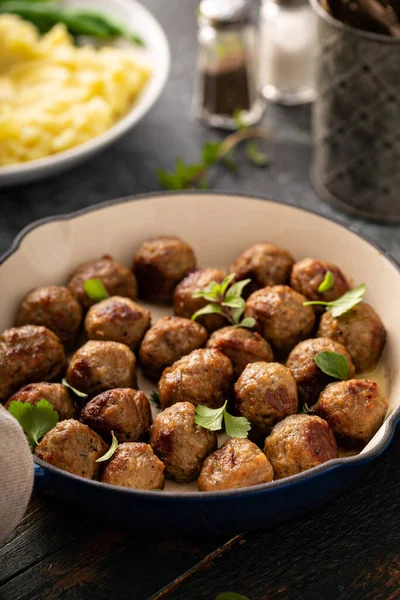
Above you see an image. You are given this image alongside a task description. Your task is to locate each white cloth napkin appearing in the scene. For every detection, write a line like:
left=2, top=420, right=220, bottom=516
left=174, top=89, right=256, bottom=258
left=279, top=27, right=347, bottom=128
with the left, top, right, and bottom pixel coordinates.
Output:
left=0, top=405, right=34, bottom=545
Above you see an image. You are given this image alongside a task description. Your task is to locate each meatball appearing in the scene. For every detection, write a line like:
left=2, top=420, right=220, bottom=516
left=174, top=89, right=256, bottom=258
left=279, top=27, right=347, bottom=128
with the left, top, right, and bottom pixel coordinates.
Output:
left=84, top=296, right=151, bottom=350
left=173, top=268, right=226, bottom=333
left=133, top=236, right=196, bottom=303
left=264, top=414, right=338, bottom=480
left=67, top=341, right=137, bottom=398
left=207, top=326, right=274, bottom=379
left=290, top=258, right=349, bottom=308
left=286, top=338, right=355, bottom=405
left=139, top=316, right=208, bottom=380
left=5, top=383, right=75, bottom=420
left=16, top=286, right=83, bottom=349
left=197, top=438, right=274, bottom=491
left=245, top=285, right=316, bottom=354
left=35, top=419, right=107, bottom=480
left=150, top=402, right=217, bottom=482
left=235, top=362, right=298, bottom=438
left=80, top=388, right=152, bottom=443
left=0, top=325, right=66, bottom=403
left=158, top=348, right=233, bottom=410
left=229, top=243, right=294, bottom=297
left=67, top=255, right=138, bottom=310
left=315, top=379, right=388, bottom=448
left=101, top=442, right=165, bottom=490
left=317, top=302, right=386, bottom=372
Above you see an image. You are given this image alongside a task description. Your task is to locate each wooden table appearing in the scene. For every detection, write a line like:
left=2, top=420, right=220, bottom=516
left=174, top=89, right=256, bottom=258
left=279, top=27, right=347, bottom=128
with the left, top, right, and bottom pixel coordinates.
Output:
left=1, top=1, right=399, bottom=598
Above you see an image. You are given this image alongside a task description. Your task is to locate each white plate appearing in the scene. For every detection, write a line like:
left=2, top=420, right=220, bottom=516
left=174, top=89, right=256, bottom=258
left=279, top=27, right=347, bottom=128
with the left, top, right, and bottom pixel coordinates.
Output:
left=0, top=0, right=170, bottom=187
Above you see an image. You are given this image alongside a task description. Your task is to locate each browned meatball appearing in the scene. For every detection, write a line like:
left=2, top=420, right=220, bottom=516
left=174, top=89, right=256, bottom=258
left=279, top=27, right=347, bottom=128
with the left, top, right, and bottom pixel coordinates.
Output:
left=229, top=243, right=294, bottom=297
left=198, top=438, right=274, bottom=491
left=139, top=316, right=208, bottom=380
left=317, top=302, right=386, bottom=373
left=235, top=362, right=298, bottom=439
left=286, top=338, right=355, bottom=405
left=245, top=285, right=316, bottom=354
left=315, top=379, right=388, bottom=448
left=158, top=348, right=233, bottom=410
left=207, top=326, right=274, bottom=379
left=133, top=236, right=196, bottom=303
left=0, top=325, right=66, bottom=403
left=84, top=296, right=151, bottom=350
left=5, top=383, right=75, bottom=420
left=68, top=255, right=138, bottom=310
left=173, top=268, right=227, bottom=333
left=101, top=442, right=165, bottom=490
left=35, top=419, right=107, bottom=479
left=264, top=414, right=338, bottom=480
left=290, top=258, right=349, bottom=309
left=16, top=286, right=83, bottom=349
left=150, top=402, right=217, bottom=483
left=80, top=388, right=152, bottom=443
left=67, top=341, right=137, bottom=397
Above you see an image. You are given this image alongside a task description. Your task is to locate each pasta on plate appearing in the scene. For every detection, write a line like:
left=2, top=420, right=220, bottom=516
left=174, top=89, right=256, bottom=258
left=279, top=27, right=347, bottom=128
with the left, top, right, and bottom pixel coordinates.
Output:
left=0, top=15, right=150, bottom=166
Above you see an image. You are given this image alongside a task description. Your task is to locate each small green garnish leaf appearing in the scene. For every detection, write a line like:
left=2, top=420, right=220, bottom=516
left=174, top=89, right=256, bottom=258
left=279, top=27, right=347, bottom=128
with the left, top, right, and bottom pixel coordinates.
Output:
left=84, top=278, right=109, bottom=302
left=302, top=402, right=317, bottom=415
left=150, top=390, right=160, bottom=407
left=191, top=303, right=223, bottom=321
left=219, top=273, right=236, bottom=296
left=62, top=378, right=88, bottom=400
left=233, top=109, right=246, bottom=130
left=236, top=317, right=256, bottom=329
left=96, top=431, right=118, bottom=463
left=202, top=141, right=221, bottom=166
left=8, top=399, right=59, bottom=450
left=314, top=351, right=349, bottom=381
left=225, top=278, right=251, bottom=302
left=216, top=593, right=250, bottom=600
left=303, top=284, right=365, bottom=318
left=318, top=271, right=334, bottom=293
left=245, top=140, right=269, bottom=167
left=195, top=401, right=251, bottom=438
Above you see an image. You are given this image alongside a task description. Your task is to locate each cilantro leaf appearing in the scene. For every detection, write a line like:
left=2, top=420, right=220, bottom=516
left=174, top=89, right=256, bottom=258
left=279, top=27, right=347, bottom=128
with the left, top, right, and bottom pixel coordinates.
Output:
left=195, top=401, right=227, bottom=431
left=191, top=303, right=223, bottom=321
left=217, top=594, right=250, bottom=600
left=224, top=411, right=251, bottom=439
left=318, top=270, right=334, bottom=293
left=96, top=431, right=118, bottom=463
left=84, top=278, right=109, bottom=302
left=303, top=284, right=365, bottom=317
left=62, top=378, right=88, bottom=400
left=314, top=351, right=349, bottom=381
left=245, top=140, right=269, bottom=167
left=8, top=399, right=59, bottom=450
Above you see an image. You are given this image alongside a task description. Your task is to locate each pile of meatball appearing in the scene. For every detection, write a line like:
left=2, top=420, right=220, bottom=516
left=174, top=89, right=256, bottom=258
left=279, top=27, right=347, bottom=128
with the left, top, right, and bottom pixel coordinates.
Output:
left=1, top=237, right=388, bottom=492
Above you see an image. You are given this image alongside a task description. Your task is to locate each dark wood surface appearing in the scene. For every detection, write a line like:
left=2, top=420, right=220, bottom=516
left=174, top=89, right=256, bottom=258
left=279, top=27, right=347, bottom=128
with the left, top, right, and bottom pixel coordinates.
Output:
left=1, top=1, right=400, bottom=599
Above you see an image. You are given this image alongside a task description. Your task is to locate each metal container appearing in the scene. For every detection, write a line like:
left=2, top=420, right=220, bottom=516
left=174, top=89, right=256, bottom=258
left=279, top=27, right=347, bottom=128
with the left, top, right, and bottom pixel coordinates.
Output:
left=310, top=0, right=400, bottom=224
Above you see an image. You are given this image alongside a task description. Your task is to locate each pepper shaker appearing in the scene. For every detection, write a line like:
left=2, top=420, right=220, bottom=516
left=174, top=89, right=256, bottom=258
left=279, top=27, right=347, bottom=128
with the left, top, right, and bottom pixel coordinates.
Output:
left=194, top=0, right=264, bottom=129
left=259, top=0, right=316, bottom=105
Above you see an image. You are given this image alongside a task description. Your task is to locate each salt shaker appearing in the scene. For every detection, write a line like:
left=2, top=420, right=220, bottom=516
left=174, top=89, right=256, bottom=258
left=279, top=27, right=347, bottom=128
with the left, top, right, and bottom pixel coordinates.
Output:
left=259, top=0, right=316, bottom=105
left=194, top=0, right=264, bottom=129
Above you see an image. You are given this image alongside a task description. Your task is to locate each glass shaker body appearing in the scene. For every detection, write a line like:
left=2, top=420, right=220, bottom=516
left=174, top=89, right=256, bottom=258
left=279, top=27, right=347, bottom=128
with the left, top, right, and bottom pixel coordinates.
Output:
left=259, top=0, right=316, bottom=105
left=194, top=13, right=264, bottom=129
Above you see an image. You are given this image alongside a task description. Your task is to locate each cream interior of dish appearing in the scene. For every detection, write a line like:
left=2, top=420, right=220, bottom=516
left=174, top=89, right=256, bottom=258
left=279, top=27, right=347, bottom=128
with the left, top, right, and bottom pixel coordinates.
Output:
left=0, top=15, right=150, bottom=166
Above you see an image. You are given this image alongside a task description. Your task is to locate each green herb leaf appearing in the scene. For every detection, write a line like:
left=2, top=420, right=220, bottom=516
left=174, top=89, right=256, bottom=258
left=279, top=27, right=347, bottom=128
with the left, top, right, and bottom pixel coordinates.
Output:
left=318, top=271, right=334, bottom=293
left=96, top=431, right=118, bottom=463
left=314, top=351, right=349, bottom=381
left=8, top=399, right=59, bottom=450
left=222, top=297, right=245, bottom=310
left=191, top=303, right=223, bottom=321
left=303, top=284, right=365, bottom=317
left=84, top=278, right=109, bottom=302
left=233, top=109, right=246, bottom=130
left=225, top=278, right=251, bottom=302
left=202, top=141, right=221, bottom=166
left=150, top=390, right=160, bottom=407
left=224, top=411, right=251, bottom=439
left=219, top=273, right=236, bottom=296
left=216, top=593, right=250, bottom=600
left=302, top=402, right=317, bottom=415
left=237, top=317, right=256, bottom=329
left=62, top=378, right=88, bottom=400
left=195, top=401, right=227, bottom=431
left=245, top=140, right=269, bottom=167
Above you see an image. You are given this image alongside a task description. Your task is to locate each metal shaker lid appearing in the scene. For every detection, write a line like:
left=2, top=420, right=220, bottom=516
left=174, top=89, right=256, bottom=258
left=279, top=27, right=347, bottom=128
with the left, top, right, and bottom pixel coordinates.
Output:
left=199, top=0, right=252, bottom=27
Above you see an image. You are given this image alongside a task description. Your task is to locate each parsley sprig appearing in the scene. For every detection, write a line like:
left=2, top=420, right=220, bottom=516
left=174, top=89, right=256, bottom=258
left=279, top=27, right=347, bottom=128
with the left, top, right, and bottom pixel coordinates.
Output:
left=314, top=351, right=349, bottom=381
left=304, top=283, right=365, bottom=317
left=191, top=274, right=256, bottom=329
left=8, top=399, right=59, bottom=450
left=195, top=400, right=251, bottom=438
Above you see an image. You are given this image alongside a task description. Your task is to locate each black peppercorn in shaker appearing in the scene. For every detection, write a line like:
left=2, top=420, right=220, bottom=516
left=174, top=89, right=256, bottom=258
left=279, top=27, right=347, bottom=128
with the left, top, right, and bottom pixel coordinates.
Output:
left=194, top=0, right=264, bottom=129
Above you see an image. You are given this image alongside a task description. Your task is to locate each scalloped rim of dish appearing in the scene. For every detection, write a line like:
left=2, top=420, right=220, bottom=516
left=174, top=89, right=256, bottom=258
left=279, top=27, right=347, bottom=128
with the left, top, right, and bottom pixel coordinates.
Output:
left=2, top=191, right=400, bottom=499
left=0, top=0, right=170, bottom=178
